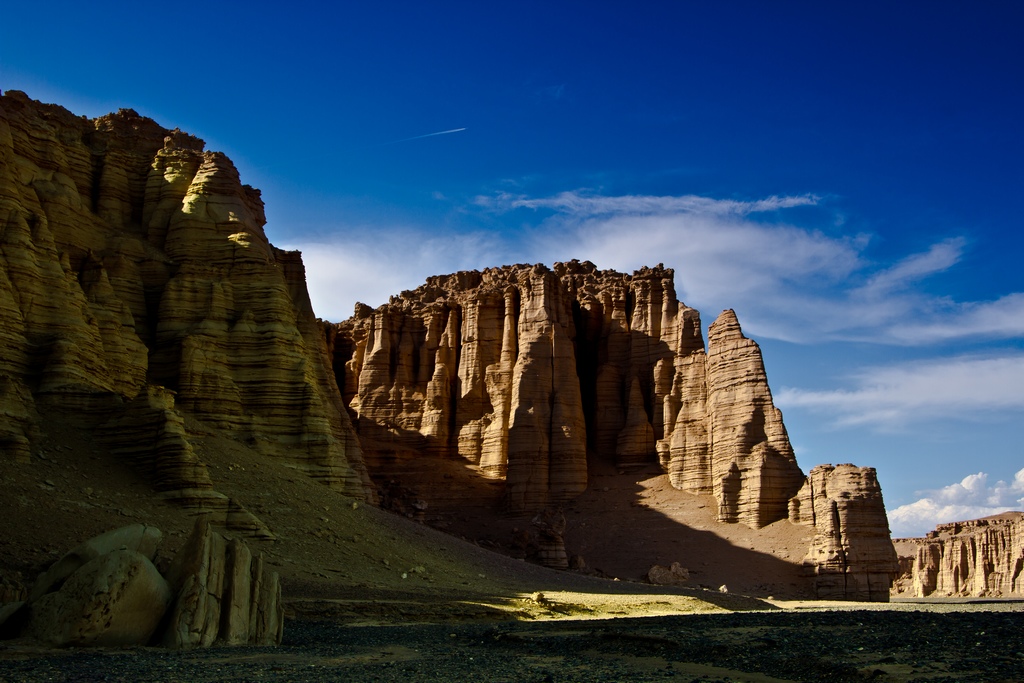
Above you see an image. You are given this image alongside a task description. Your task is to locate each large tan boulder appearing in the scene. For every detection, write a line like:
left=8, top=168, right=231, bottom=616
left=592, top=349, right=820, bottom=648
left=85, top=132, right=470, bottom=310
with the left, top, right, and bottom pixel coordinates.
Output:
left=26, top=549, right=171, bottom=646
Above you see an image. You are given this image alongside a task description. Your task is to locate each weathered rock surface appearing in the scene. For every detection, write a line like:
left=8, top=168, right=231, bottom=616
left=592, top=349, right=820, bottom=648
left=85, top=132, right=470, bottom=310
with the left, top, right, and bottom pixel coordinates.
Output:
left=26, top=549, right=171, bottom=647
left=0, top=91, right=372, bottom=521
left=162, top=516, right=282, bottom=649
left=647, top=562, right=690, bottom=586
left=892, top=512, right=1024, bottom=598
left=9, top=522, right=280, bottom=648
left=29, top=524, right=163, bottom=601
left=790, top=464, right=899, bottom=601
left=327, top=261, right=897, bottom=599
left=328, top=261, right=803, bottom=524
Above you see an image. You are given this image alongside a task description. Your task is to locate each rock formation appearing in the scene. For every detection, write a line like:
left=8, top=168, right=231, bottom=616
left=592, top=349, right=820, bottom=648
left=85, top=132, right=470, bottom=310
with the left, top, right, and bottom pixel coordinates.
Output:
left=327, top=261, right=898, bottom=600
left=892, top=512, right=1024, bottom=598
left=0, top=91, right=372, bottom=527
left=0, top=91, right=899, bottom=603
left=328, top=261, right=804, bottom=524
left=790, top=464, right=899, bottom=601
left=11, top=522, right=281, bottom=648
left=161, top=517, right=283, bottom=649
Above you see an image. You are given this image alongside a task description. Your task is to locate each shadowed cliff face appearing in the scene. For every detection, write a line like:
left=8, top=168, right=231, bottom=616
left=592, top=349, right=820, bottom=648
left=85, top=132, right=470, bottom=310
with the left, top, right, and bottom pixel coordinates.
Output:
left=0, top=91, right=373, bottom=531
left=327, top=260, right=899, bottom=600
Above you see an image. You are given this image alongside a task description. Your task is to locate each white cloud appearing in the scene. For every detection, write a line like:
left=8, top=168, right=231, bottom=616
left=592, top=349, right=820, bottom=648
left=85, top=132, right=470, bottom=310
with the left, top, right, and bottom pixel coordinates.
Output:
left=855, top=237, right=965, bottom=297
left=289, top=189, right=1023, bottom=347
left=282, top=227, right=508, bottom=321
left=473, top=189, right=1023, bottom=344
left=890, top=292, right=1024, bottom=343
left=478, top=190, right=820, bottom=216
left=776, top=353, right=1024, bottom=428
left=888, top=469, right=1024, bottom=537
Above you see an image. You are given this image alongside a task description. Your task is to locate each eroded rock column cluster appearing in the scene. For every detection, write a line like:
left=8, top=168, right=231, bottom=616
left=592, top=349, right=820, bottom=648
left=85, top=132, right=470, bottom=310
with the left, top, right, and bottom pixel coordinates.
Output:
left=327, top=260, right=899, bottom=599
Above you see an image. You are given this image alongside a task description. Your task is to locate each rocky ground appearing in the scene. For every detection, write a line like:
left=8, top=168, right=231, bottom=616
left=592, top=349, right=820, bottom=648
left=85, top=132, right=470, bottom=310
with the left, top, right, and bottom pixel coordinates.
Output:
left=2, top=602, right=1023, bottom=682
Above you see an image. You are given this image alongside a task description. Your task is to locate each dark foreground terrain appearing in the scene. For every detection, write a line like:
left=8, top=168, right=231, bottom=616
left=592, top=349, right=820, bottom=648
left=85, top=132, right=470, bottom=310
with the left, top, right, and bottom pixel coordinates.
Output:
left=2, top=608, right=1022, bottom=683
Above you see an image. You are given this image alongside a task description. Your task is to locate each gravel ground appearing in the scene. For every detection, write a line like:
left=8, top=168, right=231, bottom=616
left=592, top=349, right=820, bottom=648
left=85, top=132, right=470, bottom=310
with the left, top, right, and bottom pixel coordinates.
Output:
left=2, top=608, right=1023, bottom=682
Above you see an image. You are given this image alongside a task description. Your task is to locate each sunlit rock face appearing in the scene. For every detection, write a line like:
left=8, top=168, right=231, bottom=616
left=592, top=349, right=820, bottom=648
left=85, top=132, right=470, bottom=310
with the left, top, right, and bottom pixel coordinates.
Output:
left=330, top=262, right=790, bottom=521
left=893, top=512, right=1024, bottom=598
left=328, top=261, right=900, bottom=599
left=790, top=464, right=899, bottom=601
left=0, top=91, right=373, bottom=523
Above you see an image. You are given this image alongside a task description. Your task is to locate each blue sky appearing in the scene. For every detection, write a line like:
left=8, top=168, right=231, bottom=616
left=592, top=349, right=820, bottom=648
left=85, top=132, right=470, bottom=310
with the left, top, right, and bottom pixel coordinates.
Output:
left=4, top=1, right=1022, bottom=536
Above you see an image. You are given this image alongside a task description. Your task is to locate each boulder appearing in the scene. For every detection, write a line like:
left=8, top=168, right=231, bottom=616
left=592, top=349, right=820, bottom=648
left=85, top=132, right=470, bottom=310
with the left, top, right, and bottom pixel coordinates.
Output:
left=647, top=562, right=689, bottom=585
left=30, top=524, right=162, bottom=601
left=26, top=549, right=171, bottom=646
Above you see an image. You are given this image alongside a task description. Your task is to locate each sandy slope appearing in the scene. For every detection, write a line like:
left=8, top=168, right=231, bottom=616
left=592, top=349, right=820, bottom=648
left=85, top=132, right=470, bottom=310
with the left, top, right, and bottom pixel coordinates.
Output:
left=0, top=411, right=772, bottom=622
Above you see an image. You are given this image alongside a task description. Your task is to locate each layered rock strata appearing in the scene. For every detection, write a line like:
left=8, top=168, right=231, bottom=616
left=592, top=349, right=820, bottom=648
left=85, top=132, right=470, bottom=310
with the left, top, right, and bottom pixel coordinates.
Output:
left=329, top=261, right=804, bottom=524
left=327, top=261, right=897, bottom=599
left=790, top=464, right=899, bottom=601
left=893, top=512, right=1024, bottom=597
left=162, top=517, right=283, bottom=648
left=0, top=91, right=372, bottom=520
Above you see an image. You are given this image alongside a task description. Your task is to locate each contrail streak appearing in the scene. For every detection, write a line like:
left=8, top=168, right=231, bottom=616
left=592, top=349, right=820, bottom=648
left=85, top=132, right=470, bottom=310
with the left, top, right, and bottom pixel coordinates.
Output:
left=382, top=127, right=467, bottom=145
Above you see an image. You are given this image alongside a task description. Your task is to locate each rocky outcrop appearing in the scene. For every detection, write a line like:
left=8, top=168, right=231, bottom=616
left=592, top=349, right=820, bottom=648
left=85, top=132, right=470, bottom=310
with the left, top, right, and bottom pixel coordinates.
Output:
left=28, top=524, right=163, bottom=602
left=328, top=261, right=804, bottom=524
left=327, top=261, right=897, bottom=599
left=647, top=562, right=690, bottom=586
left=892, top=512, right=1024, bottom=598
left=162, top=517, right=282, bottom=649
left=11, top=522, right=280, bottom=648
left=0, top=91, right=372, bottom=519
left=790, top=464, right=899, bottom=601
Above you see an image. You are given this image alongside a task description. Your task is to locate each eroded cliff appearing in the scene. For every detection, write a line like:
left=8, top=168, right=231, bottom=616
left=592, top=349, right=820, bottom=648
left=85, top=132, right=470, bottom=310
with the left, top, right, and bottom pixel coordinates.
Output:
left=0, top=91, right=372, bottom=529
left=327, top=261, right=898, bottom=599
left=893, top=512, right=1024, bottom=597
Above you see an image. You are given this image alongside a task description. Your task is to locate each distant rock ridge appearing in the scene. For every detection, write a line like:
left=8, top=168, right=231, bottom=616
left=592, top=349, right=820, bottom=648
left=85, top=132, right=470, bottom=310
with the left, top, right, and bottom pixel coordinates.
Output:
left=892, top=512, right=1024, bottom=598
left=326, top=260, right=899, bottom=600
left=0, top=90, right=373, bottom=530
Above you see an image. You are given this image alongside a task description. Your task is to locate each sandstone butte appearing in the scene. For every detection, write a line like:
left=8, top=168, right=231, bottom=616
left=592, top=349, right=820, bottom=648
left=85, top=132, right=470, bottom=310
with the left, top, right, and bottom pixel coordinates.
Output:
left=893, top=512, right=1024, bottom=598
left=0, top=90, right=896, bottom=605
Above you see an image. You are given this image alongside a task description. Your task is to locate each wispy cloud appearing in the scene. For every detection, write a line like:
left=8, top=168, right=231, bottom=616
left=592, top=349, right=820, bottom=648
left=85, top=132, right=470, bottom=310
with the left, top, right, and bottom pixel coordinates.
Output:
left=855, top=237, right=966, bottom=297
left=291, top=189, right=1023, bottom=348
left=474, top=189, right=1023, bottom=345
left=282, top=226, right=505, bottom=320
left=477, top=190, right=820, bottom=216
left=888, top=469, right=1024, bottom=537
left=776, top=353, right=1024, bottom=428
left=890, top=292, right=1024, bottom=343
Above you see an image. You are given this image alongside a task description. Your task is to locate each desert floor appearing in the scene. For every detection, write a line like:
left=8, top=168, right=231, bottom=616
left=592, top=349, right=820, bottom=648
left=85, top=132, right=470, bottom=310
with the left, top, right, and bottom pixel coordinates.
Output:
left=2, top=598, right=1023, bottom=682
